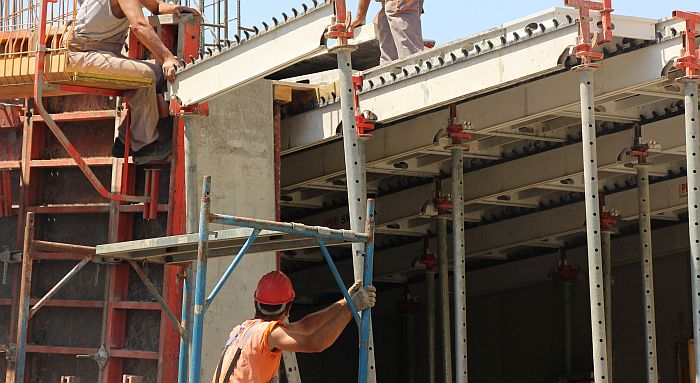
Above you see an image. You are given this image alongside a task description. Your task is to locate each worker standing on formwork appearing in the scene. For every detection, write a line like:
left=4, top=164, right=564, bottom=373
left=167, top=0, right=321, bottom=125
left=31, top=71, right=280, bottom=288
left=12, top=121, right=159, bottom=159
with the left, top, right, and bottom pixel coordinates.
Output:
left=66, top=0, right=200, bottom=163
left=351, top=0, right=424, bottom=64
left=213, top=271, right=377, bottom=383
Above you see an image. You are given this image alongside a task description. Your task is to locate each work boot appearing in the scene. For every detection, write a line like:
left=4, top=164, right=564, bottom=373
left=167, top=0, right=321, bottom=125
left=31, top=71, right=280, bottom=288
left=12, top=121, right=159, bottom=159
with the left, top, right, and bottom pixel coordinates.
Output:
left=133, top=138, right=172, bottom=164
left=111, top=139, right=134, bottom=158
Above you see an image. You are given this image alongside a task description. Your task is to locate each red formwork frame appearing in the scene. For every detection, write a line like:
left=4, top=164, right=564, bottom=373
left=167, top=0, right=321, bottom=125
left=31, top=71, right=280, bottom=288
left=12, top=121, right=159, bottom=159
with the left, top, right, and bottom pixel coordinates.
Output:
left=0, top=10, right=201, bottom=383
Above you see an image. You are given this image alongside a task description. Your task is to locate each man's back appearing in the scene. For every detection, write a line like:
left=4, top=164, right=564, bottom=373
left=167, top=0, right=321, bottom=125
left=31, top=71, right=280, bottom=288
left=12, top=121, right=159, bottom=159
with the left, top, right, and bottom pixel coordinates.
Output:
left=214, top=319, right=284, bottom=383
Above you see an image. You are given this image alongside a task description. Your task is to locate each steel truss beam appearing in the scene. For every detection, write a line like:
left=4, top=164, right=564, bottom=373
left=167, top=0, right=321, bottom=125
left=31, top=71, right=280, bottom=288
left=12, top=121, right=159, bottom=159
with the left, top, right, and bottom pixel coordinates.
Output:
left=282, top=37, right=682, bottom=196
left=282, top=10, right=660, bottom=155
left=297, top=114, right=687, bottom=234
left=170, top=1, right=334, bottom=106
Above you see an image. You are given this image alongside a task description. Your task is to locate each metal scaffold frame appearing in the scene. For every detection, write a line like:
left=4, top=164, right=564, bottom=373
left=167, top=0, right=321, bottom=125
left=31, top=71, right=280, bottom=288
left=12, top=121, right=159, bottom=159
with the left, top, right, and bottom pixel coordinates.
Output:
left=564, top=0, right=613, bottom=382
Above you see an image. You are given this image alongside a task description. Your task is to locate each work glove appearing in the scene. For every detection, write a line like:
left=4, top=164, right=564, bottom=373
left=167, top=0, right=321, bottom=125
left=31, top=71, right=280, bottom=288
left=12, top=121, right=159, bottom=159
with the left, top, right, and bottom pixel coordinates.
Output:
left=349, top=281, right=377, bottom=312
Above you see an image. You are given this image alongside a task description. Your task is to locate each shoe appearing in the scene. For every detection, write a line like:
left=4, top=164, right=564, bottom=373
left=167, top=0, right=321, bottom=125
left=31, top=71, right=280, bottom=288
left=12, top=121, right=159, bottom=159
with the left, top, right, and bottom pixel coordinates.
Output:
left=111, top=139, right=134, bottom=158
left=133, top=138, right=172, bottom=164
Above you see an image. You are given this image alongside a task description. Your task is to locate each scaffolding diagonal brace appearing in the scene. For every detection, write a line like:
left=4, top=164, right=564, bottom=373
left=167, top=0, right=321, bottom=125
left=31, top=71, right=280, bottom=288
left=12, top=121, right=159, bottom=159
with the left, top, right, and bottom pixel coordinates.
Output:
left=129, top=261, right=185, bottom=337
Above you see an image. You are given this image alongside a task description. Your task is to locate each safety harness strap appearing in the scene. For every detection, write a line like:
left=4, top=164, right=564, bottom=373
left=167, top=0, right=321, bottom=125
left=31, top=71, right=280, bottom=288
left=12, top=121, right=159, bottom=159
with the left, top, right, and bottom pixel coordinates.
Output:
left=215, top=321, right=265, bottom=383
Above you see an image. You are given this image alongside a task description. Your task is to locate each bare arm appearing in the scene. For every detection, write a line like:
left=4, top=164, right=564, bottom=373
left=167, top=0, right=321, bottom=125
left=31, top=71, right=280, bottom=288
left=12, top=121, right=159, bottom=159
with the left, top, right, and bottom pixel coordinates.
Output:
left=268, top=300, right=353, bottom=353
left=286, top=300, right=349, bottom=335
left=119, top=0, right=174, bottom=63
left=351, top=0, right=372, bottom=28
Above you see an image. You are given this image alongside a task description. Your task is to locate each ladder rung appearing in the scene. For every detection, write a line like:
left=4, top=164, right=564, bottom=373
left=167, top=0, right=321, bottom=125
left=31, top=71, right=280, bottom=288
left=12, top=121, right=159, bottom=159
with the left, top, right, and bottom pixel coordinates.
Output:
left=26, top=203, right=168, bottom=214
left=30, top=110, right=118, bottom=123
left=31, top=157, right=119, bottom=167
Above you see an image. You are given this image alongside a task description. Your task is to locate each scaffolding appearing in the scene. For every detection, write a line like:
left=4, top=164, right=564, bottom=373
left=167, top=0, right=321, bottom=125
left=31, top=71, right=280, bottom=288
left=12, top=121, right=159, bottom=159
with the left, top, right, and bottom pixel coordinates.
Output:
left=5, top=0, right=700, bottom=381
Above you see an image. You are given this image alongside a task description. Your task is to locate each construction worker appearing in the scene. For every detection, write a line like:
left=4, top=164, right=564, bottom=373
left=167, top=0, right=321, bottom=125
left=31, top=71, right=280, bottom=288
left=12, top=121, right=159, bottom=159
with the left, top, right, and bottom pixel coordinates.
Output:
left=351, top=0, right=424, bottom=64
left=213, top=271, right=377, bottom=383
left=66, top=0, right=200, bottom=163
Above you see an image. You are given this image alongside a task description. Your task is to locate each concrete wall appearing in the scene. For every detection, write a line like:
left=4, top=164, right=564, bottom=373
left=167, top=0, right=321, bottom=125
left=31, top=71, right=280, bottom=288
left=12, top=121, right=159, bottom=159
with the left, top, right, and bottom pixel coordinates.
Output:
left=296, top=223, right=694, bottom=383
left=184, top=80, right=277, bottom=382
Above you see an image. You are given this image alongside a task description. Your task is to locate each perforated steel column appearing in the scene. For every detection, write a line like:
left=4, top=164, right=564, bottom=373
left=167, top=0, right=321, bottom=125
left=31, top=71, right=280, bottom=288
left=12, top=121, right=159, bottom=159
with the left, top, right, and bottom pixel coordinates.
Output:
left=683, top=78, right=700, bottom=381
left=601, top=230, right=613, bottom=382
left=636, top=164, right=659, bottom=382
left=452, top=147, right=468, bottom=382
left=337, top=48, right=376, bottom=383
left=578, top=68, right=610, bottom=383
left=437, top=218, right=453, bottom=383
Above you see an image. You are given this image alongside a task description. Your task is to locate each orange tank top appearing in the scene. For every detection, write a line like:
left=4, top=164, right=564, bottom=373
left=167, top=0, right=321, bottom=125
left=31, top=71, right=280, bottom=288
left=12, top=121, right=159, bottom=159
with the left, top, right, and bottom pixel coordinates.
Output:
left=212, top=319, right=284, bottom=383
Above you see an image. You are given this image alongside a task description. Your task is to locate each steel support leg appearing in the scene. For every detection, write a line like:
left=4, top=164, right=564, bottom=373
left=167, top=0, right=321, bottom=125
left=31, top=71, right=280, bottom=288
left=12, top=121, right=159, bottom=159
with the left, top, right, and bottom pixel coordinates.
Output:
left=578, top=68, right=610, bottom=383
left=178, top=265, right=192, bottom=383
left=636, top=164, right=659, bottom=382
left=426, top=268, right=437, bottom=383
left=437, top=218, right=453, bottom=382
left=188, top=177, right=211, bottom=383
left=14, top=212, right=34, bottom=383
left=601, top=230, right=613, bottom=381
left=451, top=147, right=468, bottom=382
left=683, top=78, right=700, bottom=381
left=336, top=48, right=375, bottom=382
left=281, top=351, right=302, bottom=383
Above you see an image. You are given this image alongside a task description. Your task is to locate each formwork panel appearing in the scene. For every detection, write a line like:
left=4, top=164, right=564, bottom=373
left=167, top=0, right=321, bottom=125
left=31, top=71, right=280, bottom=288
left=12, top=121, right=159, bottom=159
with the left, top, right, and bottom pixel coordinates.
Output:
left=124, top=310, right=161, bottom=353
left=35, top=214, right=108, bottom=246
left=32, top=261, right=106, bottom=301
left=0, top=216, right=17, bottom=250
left=0, top=128, right=21, bottom=161
left=38, top=167, right=113, bottom=205
left=38, top=120, right=115, bottom=160
left=30, top=307, right=102, bottom=348
left=0, top=306, right=10, bottom=344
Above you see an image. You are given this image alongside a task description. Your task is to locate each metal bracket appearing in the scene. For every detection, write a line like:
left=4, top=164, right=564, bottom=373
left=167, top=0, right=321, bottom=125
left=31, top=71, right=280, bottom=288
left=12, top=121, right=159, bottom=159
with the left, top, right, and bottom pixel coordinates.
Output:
left=1, top=343, right=17, bottom=363
left=446, top=104, right=471, bottom=146
left=564, top=0, right=614, bottom=66
left=353, top=75, right=375, bottom=138
left=672, top=10, right=700, bottom=79
left=0, top=247, right=18, bottom=285
left=326, top=0, right=354, bottom=43
left=76, top=344, right=109, bottom=370
left=169, top=99, right=209, bottom=116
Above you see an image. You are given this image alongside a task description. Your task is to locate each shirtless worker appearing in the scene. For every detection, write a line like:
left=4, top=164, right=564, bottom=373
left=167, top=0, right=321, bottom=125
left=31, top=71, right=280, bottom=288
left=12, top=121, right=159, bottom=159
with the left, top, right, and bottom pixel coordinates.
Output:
left=351, top=0, right=424, bottom=64
left=67, top=0, right=200, bottom=163
left=213, top=271, right=377, bottom=383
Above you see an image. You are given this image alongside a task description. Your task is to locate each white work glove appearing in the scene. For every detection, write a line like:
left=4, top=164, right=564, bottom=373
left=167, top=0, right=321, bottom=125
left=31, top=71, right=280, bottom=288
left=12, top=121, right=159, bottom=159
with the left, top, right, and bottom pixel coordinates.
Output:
left=349, top=280, right=377, bottom=312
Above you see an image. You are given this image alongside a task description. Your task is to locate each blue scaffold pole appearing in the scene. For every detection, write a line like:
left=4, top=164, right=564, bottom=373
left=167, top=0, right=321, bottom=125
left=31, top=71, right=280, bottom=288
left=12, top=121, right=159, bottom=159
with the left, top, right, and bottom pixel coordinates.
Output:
left=188, top=176, right=212, bottom=383
left=358, top=199, right=376, bottom=383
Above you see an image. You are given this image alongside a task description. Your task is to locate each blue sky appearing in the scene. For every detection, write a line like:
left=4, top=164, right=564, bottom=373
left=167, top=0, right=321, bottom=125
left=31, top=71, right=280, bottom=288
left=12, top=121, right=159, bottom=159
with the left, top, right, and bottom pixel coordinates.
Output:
left=239, top=1, right=698, bottom=44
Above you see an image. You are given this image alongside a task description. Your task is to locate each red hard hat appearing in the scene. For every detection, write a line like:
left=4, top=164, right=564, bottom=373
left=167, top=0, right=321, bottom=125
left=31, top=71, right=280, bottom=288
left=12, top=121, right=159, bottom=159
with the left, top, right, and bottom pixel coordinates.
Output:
left=254, top=271, right=296, bottom=305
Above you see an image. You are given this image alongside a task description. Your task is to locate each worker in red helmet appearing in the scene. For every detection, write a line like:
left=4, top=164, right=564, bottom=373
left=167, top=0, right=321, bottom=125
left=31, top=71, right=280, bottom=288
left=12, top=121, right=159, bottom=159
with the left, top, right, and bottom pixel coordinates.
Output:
left=212, top=271, right=377, bottom=383
left=351, top=0, right=425, bottom=64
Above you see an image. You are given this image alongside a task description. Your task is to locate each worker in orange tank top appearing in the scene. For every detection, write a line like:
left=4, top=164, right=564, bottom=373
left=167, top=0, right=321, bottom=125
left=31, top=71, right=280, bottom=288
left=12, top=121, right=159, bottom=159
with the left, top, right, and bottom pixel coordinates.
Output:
left=212, top=271, right=377, bottom=383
